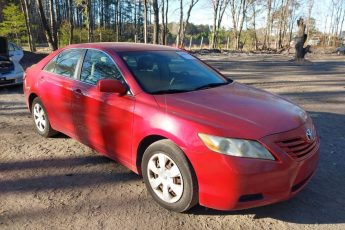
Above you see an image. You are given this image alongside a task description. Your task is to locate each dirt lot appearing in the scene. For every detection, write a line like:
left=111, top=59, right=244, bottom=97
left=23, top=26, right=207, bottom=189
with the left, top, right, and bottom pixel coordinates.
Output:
left=0, top=53, right=344, bottom=229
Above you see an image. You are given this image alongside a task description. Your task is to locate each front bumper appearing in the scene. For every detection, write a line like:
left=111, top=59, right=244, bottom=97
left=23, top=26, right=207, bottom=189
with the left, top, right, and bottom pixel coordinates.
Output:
left=185, top=124, right=320, bottom=210
left=0, top=72, right=24, bottom=86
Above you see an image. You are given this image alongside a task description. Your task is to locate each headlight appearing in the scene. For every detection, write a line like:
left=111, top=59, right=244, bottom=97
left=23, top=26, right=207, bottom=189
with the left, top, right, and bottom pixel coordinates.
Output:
left=198, top=133, right=275, bottom=160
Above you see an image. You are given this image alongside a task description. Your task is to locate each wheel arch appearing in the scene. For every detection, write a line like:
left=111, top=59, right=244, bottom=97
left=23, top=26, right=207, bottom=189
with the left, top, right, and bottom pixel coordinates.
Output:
left=136, top=135, right=167, bottom=175
left=135, top=134, right=196, bottom=178
left=28, top=93, right=39, bottom=112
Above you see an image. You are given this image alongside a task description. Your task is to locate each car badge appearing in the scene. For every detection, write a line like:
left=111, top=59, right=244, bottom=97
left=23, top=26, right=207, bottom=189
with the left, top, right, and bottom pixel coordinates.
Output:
left=306, top=128, right=314, bottom=141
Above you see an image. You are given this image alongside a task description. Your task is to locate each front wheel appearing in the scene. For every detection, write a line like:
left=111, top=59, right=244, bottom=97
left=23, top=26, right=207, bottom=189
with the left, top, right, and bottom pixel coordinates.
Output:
left=31, top=97, right=58, bottom=137
left=141, top=140, right=198, bottom=212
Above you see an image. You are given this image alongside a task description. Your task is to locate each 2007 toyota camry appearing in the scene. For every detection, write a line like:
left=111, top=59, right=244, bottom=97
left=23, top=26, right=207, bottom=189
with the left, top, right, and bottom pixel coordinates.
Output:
left=24, top=43, right=319, bottom=212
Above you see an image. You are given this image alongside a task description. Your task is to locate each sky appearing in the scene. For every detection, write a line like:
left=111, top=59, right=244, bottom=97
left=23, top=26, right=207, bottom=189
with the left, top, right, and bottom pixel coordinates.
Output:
left=166, top=0, right=335, bottom=32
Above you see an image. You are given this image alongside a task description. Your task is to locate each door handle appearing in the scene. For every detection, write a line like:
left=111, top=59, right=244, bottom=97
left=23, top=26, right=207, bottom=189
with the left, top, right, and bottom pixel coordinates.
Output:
left=73, top=89, right=83, bottom=96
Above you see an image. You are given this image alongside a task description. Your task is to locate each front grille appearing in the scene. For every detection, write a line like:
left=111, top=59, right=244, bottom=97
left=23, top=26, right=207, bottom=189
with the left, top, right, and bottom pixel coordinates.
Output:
left=276, top=137, right=318, bottom=159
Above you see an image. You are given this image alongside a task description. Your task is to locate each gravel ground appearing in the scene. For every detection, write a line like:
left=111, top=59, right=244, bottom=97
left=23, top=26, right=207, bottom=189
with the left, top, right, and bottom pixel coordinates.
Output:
left=0, top=53, right=344, bottom=229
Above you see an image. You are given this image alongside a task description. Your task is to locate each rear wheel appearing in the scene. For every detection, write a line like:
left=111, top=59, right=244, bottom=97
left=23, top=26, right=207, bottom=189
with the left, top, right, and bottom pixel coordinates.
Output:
left=141, top=139, right=198, bottom=212
left=31, top=97, right=58, bottom=137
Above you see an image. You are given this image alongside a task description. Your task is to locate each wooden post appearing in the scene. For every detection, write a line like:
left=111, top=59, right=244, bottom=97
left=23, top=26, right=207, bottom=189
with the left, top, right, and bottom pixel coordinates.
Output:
left=135, top=34, right=138, bottom=43
left=200, top=36, right=203, bottom=49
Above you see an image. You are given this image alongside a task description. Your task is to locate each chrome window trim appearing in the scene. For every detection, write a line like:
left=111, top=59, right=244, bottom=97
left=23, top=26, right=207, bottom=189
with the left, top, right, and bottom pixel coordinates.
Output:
left=43, top=47, right=134, bottom=96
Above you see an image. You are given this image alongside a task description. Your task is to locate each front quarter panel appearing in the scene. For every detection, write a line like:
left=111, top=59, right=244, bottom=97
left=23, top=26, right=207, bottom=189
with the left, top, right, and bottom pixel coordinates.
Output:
left=131, top=93, right=203, bottom=172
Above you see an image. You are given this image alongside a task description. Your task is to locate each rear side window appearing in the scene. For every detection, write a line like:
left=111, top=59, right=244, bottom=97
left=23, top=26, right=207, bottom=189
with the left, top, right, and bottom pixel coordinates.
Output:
left=44, top=49, right=83, bottom=79
left=80, top=49, right=123, bottom=85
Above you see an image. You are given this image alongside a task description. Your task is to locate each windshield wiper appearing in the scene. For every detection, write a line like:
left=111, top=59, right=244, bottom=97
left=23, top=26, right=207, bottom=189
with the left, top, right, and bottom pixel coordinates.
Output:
left=151, top=89, right=191, bottom=95
left=193, top=81, right=229, bottom=91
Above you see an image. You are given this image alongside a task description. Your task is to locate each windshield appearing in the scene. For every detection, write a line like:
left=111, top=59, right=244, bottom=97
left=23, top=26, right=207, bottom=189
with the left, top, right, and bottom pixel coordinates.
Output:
left=119, top=51, right=231, bottom=94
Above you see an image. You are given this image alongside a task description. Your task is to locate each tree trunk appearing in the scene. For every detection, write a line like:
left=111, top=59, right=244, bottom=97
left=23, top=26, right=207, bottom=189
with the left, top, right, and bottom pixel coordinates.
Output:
left=263, top=0, right=272, bottom=49
left=252, top=3, right=258, bottom=50
left=20, top=0, right=36, bottom=52
left=164, top=0, right=168, bottom=45
left=36, top=0, right=57, bottom=50
left=161, top=0, right=166, bottom=45
left=49, top=0, right=58, bottom=48
left=176, top=0, right=183, bottom=47
left=68, top=0, right=74, bottom=44
left=152, top=0, right=159, bottom=44
left=306, top=0, right=314, bottom=39
left=211, top=1, right=219, bottom=49
left=143, top=0, right=148, bottom=44
left=87, top=0, right=93, bottom=42
left=237, top=0, right=246, bottom=50
left=180, top=0, right=199, bottom=47
left=295, top=18, right=310, bottom=61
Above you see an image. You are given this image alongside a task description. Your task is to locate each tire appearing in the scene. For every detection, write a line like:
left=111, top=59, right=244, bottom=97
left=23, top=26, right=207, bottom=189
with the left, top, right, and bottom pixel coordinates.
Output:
left=141, top=139, right=198, bottom=212
left=31, top=97, right=58, bottom=137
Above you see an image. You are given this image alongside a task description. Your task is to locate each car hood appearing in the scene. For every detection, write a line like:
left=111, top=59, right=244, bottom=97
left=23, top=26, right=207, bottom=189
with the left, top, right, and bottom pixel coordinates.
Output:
left=154, top=82, right=307, bottom=139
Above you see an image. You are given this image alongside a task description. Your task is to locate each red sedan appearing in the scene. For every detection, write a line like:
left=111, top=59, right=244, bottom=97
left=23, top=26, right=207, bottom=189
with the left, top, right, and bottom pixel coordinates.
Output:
left=24, top=43, right=319, bottom=212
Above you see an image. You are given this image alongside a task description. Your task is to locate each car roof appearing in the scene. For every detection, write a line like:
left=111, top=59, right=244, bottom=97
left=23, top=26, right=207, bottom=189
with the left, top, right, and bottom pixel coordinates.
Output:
left=66, top=42, right=179, bottom=52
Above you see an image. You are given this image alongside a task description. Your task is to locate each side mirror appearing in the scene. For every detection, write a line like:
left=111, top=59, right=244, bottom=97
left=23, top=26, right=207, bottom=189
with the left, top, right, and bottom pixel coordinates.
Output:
left=97, top=79, right=127, bottom=94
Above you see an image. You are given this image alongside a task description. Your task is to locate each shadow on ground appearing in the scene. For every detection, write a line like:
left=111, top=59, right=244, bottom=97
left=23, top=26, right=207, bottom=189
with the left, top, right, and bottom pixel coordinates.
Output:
left=0, top=155, right=139, bottom=193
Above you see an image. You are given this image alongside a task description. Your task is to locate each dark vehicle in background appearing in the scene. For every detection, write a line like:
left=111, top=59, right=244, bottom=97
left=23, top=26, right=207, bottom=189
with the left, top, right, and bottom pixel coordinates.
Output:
left=336, top=45, right=345, bottom=55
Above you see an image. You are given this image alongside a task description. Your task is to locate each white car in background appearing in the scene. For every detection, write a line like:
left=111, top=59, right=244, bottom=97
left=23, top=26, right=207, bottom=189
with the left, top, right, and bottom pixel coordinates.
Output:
left=8, top=42, right=24, bottom=62
left=0, top=38, right=24, bottom=87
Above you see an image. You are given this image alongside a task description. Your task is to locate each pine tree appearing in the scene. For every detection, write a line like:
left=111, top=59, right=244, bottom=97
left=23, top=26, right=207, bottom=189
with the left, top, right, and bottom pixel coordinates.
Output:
left=0, top=3, right=27, bottom=44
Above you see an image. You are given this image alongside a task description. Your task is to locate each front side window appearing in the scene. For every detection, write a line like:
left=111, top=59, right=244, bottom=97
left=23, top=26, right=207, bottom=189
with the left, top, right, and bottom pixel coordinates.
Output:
left=44, top=49, right=83, bottom=79
left=120, top=51, right=230, bottom=94
left=8, top=43, right=15, bottom=51
left=80, top=49, right=123, bottom=85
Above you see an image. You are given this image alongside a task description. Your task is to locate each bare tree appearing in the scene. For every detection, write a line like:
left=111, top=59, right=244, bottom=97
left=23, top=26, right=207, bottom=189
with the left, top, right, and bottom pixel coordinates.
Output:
left=20, top=0, right=36, bottom=51
left=152, top=0, right=159, bottom=44
left=250, top=0, right=259, bottom=50
left=161, top=0, right=166, bottom=44
left=306, top=0, right=314, bottom=39
left=180, top=0, right=200, bottom=47
left=36, top=0, right=57, bottom=50
left=230, top=0, right=250, bottom=50
left=68, top=0, right=74, bottom=44
left=263, top=0, right=273, bottom=49
left=49, top=0, right=58, bottom=48
left=211, top=0, right=230, bottom=49
left=86, top=0, right=93, bottom=42
left=176, top=0, right=183, bottom=47
left=164, top=0, right=168, bottom=45
left=144, top=0, right=148, bottom=43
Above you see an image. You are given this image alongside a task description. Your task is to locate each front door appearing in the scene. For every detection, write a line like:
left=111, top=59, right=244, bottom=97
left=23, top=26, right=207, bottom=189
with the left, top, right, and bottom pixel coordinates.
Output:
left=72, top=49, right=135, bottom=165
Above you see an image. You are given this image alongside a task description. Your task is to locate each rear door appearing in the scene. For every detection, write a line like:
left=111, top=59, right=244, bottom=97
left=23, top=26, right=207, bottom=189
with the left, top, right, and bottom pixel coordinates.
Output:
left=39, top=49, right=85, bottom=135
left=71, top=49, right=135, bottom=165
